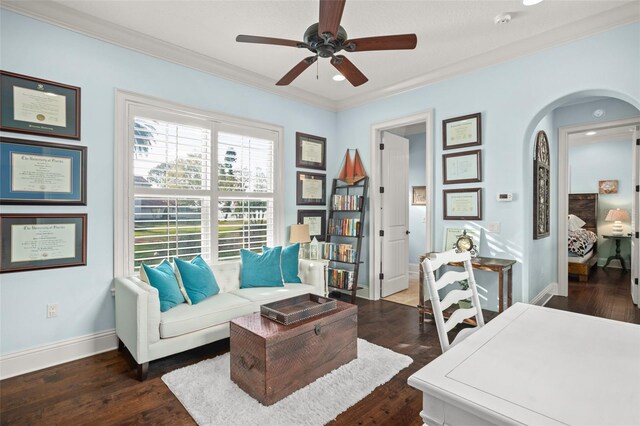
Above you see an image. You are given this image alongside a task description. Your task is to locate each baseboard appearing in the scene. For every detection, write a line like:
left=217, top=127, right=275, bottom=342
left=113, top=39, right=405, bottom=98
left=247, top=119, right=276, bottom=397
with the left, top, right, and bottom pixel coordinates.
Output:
left=530, top=282, right=558, bottom=307
left=408, top=263, right=419, bottom=277
left=0, top=329, right=118, bottom=380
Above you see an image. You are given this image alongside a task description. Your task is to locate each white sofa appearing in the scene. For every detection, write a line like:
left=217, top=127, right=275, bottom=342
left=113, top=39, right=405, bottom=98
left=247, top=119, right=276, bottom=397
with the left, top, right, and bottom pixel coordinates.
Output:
left=115, top=258, right=325, bottom=380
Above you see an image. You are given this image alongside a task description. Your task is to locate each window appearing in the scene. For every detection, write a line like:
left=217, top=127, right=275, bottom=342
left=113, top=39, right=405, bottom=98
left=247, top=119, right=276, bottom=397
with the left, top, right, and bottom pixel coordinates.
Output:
left=116, top=93, right=282, bottom=274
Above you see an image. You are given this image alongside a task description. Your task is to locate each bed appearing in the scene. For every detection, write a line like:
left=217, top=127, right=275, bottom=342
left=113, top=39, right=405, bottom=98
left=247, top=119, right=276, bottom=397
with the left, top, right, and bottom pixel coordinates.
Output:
left=567, top=193, right=599, bottom=282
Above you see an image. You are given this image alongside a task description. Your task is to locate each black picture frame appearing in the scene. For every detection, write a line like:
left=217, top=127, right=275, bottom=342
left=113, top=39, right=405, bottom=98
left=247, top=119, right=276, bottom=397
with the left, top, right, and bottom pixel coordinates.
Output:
left=442, top=112, right=481, bottom=150
left=1, top=71, right=81, bottom=140
left=297, top=209, right=327, bottom=241
left=443, top=188, right=482, bottom=220
left=295, top=132, right=326, bottom=170
left=0, top=213, right=87, bottom=273
left=442, top=149, right=482, bottom=184
left=0, top=137, right=87, bottom=205
left=296, top=171, right=326, bottom=205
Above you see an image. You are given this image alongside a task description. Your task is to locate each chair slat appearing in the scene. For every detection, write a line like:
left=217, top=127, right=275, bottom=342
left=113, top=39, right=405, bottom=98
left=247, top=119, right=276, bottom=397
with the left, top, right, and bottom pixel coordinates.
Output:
left=426, top=250, right=471, bottom=270
left=445, top=307, right=477, bottom=332
left=440, top=288, right=474, bottom=311
left=434, top=271, right=469, bottom=291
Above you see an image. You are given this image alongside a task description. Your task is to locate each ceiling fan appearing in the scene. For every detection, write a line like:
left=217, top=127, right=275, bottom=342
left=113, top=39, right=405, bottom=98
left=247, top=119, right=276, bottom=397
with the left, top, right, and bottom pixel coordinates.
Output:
left=236, top=0, right=417, bottom=87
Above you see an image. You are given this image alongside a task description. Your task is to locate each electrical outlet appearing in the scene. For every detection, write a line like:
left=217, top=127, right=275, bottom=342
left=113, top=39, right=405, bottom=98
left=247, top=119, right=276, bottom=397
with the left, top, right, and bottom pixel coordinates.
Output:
left=47, top=304, right=58, bottom=318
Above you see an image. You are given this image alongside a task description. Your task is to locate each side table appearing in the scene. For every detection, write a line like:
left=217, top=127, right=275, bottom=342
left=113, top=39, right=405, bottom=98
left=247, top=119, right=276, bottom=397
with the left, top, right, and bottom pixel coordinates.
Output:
left=602, top=235, right=631, bottom=272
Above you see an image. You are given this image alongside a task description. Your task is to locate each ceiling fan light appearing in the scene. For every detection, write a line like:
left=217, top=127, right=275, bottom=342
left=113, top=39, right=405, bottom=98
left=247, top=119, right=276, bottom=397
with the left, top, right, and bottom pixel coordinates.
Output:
left=333, top=74, right=346, bottom=81
left=523, top=0, right=543, bottom=5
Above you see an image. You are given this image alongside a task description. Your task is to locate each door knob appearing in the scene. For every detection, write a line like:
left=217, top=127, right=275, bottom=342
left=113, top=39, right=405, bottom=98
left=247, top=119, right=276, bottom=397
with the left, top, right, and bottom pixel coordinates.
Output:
left=406, top=230, right=411, bottom=235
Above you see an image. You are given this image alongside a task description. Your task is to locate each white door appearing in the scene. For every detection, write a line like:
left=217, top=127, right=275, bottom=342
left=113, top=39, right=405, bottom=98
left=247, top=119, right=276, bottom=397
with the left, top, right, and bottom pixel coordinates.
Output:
left=632, top=127, right=639, bottom=305
left=380, top=131, right=410, bottom=297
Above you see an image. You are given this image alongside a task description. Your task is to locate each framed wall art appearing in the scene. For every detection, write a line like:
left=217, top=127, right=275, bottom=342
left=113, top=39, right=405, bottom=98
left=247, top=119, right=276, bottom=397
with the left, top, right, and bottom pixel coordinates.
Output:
left=296, top=171, right=326, bottom=205
left=0, top=137, right=87, bottom=205
left=411, top=186, right=426, bottom=205
left=443, top=227, right=481, bottom=252
left=0, top=213, right=87, bottom=273
left=598, top=180, right=618, bottom=194
left=442, top=113, right=481, bottom=150
left=1, top=71, right=81, bottom=140
left=533, top=130, right=550, bottom=239
left=443, top=188, right=482, bottom=220
left=443, top=149, right=482, bottom=184
left=296, top=132, right=326, bottom=170
left=297, top=209, right=326, bottom=241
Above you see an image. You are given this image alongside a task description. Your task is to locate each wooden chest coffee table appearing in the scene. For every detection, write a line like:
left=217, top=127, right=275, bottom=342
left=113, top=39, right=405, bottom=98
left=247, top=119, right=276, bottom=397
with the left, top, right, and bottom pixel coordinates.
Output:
left=230, top=299, right=357, bottom=406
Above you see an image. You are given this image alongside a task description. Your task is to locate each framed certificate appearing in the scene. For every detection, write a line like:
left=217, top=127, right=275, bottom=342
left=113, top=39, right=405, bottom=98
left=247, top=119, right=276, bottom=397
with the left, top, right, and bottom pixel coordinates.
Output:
left=296, top=132, right=326, bottom=170
left=1, top=71, right=81, bottom=140
left=443, top=188, right=482, bottom=220
left=442, top=113, right=481, bottom=150
left=0, top=137, right=87, bottom=205
left=443, top=149, right=482, bottom=184
left=0, top=214, right=87, bottom=273
left=297, top=210, right=327, bottom=241
left=296, top=171, right=326, bottom=205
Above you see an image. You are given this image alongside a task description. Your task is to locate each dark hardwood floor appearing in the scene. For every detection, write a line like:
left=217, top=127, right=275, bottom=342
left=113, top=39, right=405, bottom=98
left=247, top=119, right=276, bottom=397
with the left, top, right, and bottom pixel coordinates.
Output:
left=2, top=270, right=638, bottom=425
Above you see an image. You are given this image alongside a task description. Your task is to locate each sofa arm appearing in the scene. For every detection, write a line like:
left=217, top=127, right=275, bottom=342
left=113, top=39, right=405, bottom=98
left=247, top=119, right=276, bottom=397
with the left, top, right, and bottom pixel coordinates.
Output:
left=115, top=276, right=160, bottom=364
left=298, top=259, right=327, bottom=296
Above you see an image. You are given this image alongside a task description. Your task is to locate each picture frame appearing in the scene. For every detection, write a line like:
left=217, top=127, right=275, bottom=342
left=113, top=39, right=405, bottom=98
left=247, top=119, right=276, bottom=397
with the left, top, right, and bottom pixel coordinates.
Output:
left=296, top=132, right=326, bottom=170
left=0, top=213, right=87, bottom=273
left=296, top=171, right=326, bottom=205
left=0, top=137, right=87, bottom=205
left=443, top=188, right=482, bottom=220
left=443, top=227, right=481, bottom=252
left=297, top=209, right=326, bottom=241
left=411, top=186, right=427, bottom=205
left=443, top=149, right=482, bottom=184
left=442, top=112, right=481, bottom=150
left=1, top=71, right=81, bottom=140
left=598, top=179, right=618, bottom=194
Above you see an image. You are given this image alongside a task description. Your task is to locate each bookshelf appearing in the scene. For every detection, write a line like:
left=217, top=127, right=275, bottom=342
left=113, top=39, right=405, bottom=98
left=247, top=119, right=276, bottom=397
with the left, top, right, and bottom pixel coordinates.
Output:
left=324, top=177, right=368, bottom=304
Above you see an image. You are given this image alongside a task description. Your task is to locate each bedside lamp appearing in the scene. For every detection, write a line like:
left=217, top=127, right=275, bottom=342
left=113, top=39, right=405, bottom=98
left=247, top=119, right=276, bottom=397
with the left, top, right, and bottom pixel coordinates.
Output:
left=290, top=224, right=311, bottom=258
left=605, top=208, right=630, bottom=236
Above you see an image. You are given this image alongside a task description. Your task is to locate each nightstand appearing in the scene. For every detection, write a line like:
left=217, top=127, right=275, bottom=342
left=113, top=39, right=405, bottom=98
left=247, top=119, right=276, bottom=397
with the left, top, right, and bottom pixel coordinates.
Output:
left=602, top=235, right=631, bottom=272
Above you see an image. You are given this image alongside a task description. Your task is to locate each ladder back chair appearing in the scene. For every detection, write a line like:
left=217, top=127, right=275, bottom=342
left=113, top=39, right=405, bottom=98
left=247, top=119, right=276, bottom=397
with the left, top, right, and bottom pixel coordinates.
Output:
left=422, top=249, right=485, bottom=353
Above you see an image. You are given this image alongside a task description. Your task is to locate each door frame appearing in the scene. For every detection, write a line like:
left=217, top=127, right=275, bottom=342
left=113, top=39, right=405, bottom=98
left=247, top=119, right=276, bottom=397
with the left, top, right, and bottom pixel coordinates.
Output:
left=557, top=116, right=640, bottom=297
left=369, top=110, right=434, bottom=301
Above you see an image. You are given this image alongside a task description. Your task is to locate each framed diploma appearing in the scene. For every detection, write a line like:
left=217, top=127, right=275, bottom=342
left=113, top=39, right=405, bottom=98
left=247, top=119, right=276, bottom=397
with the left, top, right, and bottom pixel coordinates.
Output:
left=1, top=71, right=81, bottom=140
left=442, top=113, right=481, bottom=150
left=0, top=137, right=87, bottom=205
left=297, top=210, right=327, bottom=241
left=296, top=171, right=326, bottom=205
left=0, top=214, right=87, bottom=273
left=443, top=149, right=482, bottom=184
left=443, top=188, right=482, bottom=220
left=296, top=132, right=326, bottom=170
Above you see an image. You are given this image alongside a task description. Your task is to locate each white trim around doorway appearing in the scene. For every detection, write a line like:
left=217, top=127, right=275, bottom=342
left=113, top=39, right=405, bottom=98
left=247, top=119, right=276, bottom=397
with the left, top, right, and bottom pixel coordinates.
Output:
left=369, top=110, right=434, bottom=301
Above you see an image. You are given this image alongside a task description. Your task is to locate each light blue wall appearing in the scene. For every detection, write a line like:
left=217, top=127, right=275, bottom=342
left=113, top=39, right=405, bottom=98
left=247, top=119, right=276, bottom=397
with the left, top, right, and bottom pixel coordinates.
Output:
left=408, top=133, right=427, bottom=264
left=0, top=11, right=336, bottom=355
left=335, top=22, right=640, bottom=310
left=569, top=139, right=634, bottom=265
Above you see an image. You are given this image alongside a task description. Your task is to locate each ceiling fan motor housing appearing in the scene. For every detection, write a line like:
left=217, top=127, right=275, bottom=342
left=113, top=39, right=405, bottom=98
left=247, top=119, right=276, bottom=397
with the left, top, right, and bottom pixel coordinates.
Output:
left=304, top=23, right=349, bottom=57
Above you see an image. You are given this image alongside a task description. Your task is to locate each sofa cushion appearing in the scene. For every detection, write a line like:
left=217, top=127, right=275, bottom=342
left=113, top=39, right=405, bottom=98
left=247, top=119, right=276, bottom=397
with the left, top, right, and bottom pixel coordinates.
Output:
left=231, top=283, right=313, bottom=304
left=240, top=247, right=284, bottom=288
left=174, top=255, right=220, bottom=304
left=140, top=260, right=185, bottom=312
left=159, top=293, right=253, bottom=339
left=264, top=244, right=302, bottom=284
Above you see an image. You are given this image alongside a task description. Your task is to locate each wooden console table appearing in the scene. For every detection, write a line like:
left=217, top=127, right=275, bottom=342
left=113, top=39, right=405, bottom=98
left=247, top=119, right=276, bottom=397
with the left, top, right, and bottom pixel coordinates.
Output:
left=418, top=253, right=516, bottom=323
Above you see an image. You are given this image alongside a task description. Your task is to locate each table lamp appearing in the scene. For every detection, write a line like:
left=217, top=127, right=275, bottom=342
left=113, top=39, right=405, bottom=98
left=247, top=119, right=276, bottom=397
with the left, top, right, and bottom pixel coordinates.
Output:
left=290, top=224, right=311, bottom=258
left=604, top=208, right=630, bottom=236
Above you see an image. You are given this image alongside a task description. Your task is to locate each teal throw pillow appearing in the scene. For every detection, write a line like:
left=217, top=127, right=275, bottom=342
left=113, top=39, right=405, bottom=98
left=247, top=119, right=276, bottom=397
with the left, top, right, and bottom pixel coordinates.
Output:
left=174, top=255, right=220, bottom=304
left=264, top=244, right=301, bottom=284
left=140, top=260, right=185, bottom=312
left=240, top=247, right=284, bottom=288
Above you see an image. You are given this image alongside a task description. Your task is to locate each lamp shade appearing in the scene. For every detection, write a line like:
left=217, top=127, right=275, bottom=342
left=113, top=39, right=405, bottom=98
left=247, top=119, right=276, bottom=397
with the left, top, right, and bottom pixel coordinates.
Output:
left=604, top=209, right=630, bottom=222
left=289, top=224, right=311, bottom=244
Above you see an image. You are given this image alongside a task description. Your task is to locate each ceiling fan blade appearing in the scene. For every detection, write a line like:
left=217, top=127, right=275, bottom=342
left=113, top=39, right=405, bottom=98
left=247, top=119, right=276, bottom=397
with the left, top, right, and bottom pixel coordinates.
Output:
left=276, top=56, right=318, bottom=86
left=330, top=55, right=368, bottom=87
left=319, top=0, right=346, bottom=39
left=344, top=34, right=417, bottom=52
left=236, top=35, right=308, bottom=48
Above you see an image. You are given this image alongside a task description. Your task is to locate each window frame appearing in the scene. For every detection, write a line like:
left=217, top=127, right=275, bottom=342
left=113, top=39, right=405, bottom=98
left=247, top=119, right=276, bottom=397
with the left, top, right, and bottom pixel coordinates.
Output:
left=114, top=90, right=284, bottom=276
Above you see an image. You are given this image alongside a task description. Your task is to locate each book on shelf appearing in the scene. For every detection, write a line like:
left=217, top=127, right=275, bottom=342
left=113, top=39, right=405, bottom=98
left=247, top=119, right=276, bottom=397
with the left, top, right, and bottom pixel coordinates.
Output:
left=322, top=242, right=357, bottom=263
left=327, top=218, right=360, bottom=236
left=332, top=194, right=362, bottom=211
left=328, top=268, right=355, bottom=290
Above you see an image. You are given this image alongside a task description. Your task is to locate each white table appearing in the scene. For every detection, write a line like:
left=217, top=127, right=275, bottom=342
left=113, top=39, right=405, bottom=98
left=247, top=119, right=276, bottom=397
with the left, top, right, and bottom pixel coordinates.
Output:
left=408, top=303, right=640, bottom=426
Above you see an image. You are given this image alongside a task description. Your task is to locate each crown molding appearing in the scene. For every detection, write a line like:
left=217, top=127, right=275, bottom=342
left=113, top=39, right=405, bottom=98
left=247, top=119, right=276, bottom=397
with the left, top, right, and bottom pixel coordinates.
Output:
left=2, top=1, right=638, bottom=112
left=0, top=1, right=337, bottom=112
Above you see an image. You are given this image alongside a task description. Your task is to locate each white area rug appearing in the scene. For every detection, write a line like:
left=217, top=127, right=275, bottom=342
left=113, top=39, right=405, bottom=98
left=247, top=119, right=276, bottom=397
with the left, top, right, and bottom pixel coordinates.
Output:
left=162, top=338, right=413, bottom=426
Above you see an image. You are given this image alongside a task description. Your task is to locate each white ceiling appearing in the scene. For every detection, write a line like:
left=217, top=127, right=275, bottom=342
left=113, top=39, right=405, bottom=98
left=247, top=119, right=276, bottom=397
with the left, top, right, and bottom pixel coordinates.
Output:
left=3, top=0, right=639, bottom=110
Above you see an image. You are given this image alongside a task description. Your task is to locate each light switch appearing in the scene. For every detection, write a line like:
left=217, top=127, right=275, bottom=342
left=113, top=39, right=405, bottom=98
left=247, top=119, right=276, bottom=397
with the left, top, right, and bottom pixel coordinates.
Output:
left=487, top=223, right=501, bottom=233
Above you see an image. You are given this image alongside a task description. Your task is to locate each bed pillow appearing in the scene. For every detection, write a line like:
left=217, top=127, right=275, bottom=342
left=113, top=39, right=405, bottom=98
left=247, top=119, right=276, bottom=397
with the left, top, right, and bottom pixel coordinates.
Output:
left=568, top=214, right=586, bottom=232
left=568, top=229, right=598, bottom=256
left=240, top=247, right=285, bottom=288
left=174, top=255, right=220, bottom=304
left=140, top=260, right=185, bottom=312
left=263, top=244, right=302, bottom=284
